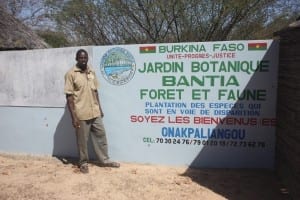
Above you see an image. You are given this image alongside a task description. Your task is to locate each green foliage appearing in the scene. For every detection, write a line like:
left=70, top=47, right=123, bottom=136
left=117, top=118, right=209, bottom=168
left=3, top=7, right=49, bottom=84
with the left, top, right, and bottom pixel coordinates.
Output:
left=44, top=0, right=300, bottom=45
left=37, top=30, right=69, bottom=48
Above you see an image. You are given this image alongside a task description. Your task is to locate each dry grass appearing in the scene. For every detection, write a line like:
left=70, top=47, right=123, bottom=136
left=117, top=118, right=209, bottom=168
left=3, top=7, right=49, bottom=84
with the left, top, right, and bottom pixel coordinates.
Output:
left=0, top=153, right=290, bottom=200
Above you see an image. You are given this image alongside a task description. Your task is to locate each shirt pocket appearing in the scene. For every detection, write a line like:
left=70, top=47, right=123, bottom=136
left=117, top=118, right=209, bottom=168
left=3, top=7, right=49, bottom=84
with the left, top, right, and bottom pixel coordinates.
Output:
left=73, top=74, right=86, bottom=91
left=87, top=73, right=97, bottom=90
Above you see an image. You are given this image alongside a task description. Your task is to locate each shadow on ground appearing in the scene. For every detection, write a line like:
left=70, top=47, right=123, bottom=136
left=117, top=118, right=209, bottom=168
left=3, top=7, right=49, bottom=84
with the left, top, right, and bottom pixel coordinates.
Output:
left=182, top=168, right=291, bottom=200
left=182, top=42, right=291, bottom=199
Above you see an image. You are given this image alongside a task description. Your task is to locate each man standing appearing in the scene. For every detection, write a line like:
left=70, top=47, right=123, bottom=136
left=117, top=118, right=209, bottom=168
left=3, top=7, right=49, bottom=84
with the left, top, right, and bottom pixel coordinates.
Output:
left=64, top=49, right=120, bottom=173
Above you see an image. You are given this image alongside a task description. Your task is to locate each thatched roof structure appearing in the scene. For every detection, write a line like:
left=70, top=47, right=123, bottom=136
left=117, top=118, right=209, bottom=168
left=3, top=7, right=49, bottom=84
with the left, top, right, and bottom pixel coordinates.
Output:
left=0, top=6, right=48, bottom=50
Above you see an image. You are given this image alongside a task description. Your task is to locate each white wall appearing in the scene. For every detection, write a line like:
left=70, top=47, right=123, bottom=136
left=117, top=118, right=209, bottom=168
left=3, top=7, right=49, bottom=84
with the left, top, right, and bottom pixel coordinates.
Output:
left=0, top=41, right=279, bottom=168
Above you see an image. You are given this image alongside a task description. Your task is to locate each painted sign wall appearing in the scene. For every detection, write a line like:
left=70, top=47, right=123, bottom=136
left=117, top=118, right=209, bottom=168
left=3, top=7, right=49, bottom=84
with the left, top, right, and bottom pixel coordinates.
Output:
left=0, top=40, right=278, bottom=168
left=94, top=40, right=278, bottom=168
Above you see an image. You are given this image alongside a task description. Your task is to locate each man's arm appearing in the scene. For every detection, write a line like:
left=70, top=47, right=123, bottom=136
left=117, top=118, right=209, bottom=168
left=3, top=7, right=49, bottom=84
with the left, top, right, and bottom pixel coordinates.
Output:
left=66, top=94, right=80, bottom=128
left=95, top=90, right=104, bottom=118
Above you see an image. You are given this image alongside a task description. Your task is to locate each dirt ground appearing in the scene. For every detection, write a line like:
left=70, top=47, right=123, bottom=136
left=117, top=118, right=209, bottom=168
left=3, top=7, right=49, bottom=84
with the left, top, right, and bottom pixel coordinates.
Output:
left=0, top=153, right=291, bottom=200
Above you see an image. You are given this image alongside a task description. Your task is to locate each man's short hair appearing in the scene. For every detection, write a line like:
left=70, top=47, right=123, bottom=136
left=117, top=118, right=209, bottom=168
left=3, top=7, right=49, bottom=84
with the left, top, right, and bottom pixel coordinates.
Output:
left=76, top=49, right=88, bottom=60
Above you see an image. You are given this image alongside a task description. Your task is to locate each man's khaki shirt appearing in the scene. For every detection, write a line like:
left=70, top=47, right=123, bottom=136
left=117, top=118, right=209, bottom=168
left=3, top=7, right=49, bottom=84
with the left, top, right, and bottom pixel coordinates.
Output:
left=64, top=65, right=100, bottom=120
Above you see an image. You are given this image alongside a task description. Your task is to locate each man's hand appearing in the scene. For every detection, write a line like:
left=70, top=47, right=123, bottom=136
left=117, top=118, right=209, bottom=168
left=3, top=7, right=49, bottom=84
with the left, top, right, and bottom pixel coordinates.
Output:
left=72, top=117, right=81, bottom=129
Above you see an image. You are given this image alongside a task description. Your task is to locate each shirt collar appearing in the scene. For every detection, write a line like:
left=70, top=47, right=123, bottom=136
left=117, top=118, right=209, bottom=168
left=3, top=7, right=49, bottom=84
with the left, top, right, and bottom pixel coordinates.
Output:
left=74, top=65, right=91, bottom=73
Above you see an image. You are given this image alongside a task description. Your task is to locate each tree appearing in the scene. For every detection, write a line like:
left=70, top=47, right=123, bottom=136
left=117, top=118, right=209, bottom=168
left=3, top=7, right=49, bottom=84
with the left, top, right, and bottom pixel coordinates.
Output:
left=5, top=0, right=300, bottom=46
left=46, top=0, right=113, bottom=45
left=37, top=30, right=70, bottom=47
left=0, top=0, right=53, bottom=29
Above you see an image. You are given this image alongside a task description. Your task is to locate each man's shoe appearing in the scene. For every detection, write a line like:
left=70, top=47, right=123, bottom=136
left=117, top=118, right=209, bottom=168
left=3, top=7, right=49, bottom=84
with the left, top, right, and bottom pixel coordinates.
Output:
left=98, top=161, right=120, bottom=168
left=79, top=163, right=89, bottom=173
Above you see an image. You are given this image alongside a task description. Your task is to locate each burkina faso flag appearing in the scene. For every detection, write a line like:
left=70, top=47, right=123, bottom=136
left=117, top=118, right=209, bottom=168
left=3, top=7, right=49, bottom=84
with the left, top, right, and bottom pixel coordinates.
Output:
left=248, top=42, right=267, bottom=51
left=139, top=46, right=156, bottom=53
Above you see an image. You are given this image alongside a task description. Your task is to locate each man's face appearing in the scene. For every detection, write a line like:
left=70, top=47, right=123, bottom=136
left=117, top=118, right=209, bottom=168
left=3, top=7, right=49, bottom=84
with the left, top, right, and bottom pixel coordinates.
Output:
left=76, top=52, right=88, bottom=69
